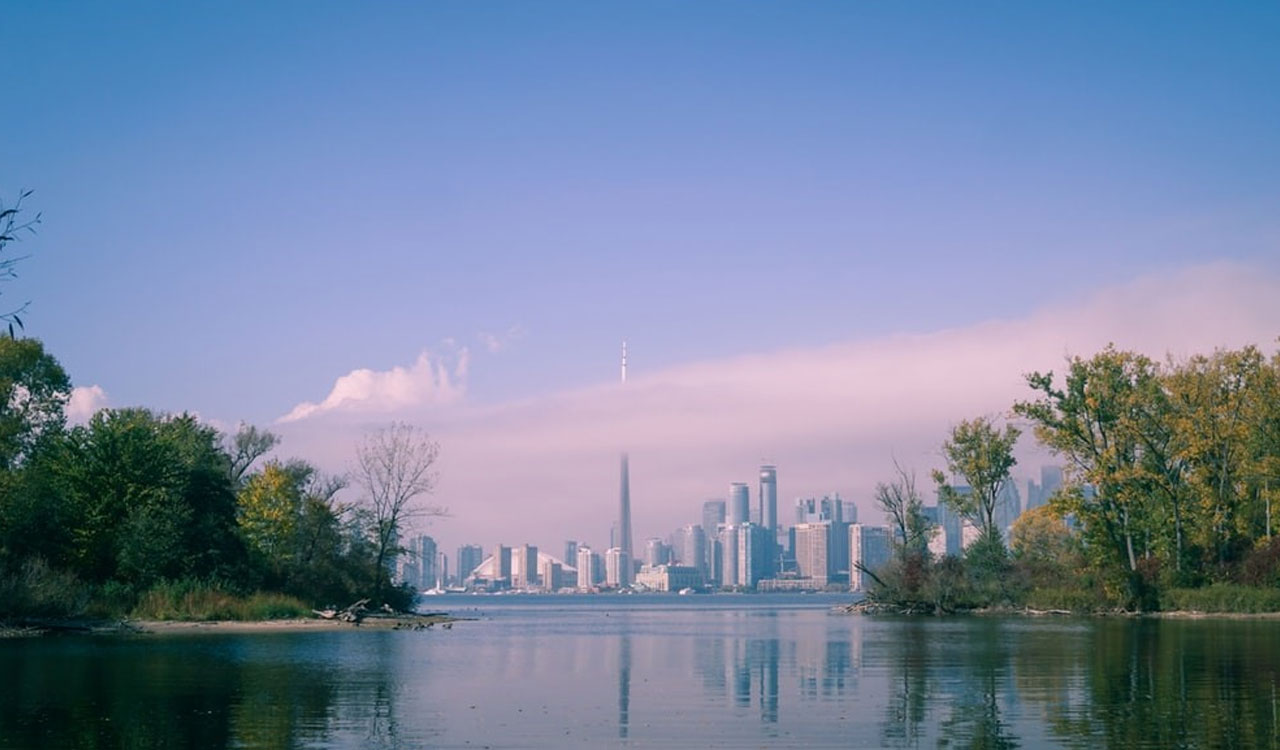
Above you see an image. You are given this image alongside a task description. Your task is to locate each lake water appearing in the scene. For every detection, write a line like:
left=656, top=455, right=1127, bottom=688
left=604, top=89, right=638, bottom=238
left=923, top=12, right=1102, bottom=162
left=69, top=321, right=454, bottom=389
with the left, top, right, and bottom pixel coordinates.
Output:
left=2, top=593, right=1278, bottom=748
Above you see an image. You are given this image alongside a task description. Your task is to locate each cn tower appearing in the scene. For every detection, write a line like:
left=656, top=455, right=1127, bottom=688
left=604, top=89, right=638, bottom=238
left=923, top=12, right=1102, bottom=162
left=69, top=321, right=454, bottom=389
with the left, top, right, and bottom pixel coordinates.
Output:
left=618, top=341, right=633, bottom=580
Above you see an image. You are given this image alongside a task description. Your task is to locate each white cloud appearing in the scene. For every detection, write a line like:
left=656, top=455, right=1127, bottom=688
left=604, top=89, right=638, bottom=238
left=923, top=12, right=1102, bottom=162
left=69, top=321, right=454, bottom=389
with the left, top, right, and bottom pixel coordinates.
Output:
left=277, top=349, right=469, bottom=423
left=66, top=385, right=109, bottom=423
left=275, top=262, right=1280, bottom=555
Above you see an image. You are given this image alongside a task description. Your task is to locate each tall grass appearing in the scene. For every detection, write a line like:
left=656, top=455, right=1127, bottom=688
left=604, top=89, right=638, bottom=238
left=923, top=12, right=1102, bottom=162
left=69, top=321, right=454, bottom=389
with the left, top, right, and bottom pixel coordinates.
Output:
left=1163, top=584, right=1280, bottom=614
left=131, top=580, right=310, bottom=621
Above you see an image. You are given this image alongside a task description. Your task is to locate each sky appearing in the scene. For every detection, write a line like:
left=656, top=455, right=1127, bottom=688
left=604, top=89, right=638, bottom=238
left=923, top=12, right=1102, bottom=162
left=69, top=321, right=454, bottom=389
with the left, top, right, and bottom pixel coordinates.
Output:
left=3, top=4, right=1279, bottom=557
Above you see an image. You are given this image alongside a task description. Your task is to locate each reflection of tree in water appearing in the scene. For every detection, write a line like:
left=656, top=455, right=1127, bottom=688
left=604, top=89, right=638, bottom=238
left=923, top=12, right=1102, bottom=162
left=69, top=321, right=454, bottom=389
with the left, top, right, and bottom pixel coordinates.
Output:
left=880, top=620, right=931, bottom=748
left=0, top=634, right=403, bottom=749
left=1034, top=620, right=1280, bottom=749
left=936, top=622, right=1019, bottom=749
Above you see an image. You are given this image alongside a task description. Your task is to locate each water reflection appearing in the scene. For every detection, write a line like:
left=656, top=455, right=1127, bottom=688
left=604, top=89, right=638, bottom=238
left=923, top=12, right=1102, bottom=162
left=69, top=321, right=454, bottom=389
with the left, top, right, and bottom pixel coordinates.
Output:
left=3, top=605, right=1280, bottom=749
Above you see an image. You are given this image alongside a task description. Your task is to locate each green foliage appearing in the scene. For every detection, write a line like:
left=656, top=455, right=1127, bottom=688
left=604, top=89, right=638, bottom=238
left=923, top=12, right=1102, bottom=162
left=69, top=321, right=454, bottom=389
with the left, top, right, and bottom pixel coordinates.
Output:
left=130, top=580, right=310, bottom=621
left=0, top=336, right=70, bottom=470
left=933, top=416, right=1020, bottom=543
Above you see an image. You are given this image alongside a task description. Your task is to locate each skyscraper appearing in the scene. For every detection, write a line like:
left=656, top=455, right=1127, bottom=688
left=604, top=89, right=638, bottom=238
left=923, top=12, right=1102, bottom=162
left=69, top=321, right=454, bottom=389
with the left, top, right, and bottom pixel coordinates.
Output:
left=729, top=483, right=750, bottom=525
left=849, top=524, right=893, bottom=591
left=564, top=540, right=579, bottom=567
left=457, top=544, right=483, bottom=583
left=794, top=522, right=831, bottom=584
left=759, top=465, right=777, bottom=576
left=617, top=342, right=633, bottom=578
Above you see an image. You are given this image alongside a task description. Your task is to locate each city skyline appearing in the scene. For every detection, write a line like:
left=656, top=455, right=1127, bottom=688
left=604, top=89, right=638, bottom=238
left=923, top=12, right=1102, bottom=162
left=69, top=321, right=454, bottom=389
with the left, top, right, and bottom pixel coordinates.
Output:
left=3, top=5, right=1278, bottom=554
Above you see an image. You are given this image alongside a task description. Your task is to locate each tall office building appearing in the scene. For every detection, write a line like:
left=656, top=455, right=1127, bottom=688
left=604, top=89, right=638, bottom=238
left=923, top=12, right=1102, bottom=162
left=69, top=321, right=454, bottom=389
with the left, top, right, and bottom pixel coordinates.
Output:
left=849, top=524, right=893, bottom=591
left=644, top=537, right=670, bottom=566
left=564, top=540, right=579, bottom=567
left=793, top=522, right=831, bottom=584
left=457, top=544, right=483, bottom=582
left=719, top=525, right=739, bottom=589
left=729, top=483, right=750, bottom=525
left=759, top=465, right=778, bottom=577
left=617, top=342, right=633, bottom=575
left=759, top=466, right=777, bottom=532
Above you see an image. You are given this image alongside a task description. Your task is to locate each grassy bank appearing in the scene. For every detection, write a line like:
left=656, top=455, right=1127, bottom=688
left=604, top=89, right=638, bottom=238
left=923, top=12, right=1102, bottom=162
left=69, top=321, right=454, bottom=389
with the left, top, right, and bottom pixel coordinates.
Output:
left=130, top=581, right=311, bottom=621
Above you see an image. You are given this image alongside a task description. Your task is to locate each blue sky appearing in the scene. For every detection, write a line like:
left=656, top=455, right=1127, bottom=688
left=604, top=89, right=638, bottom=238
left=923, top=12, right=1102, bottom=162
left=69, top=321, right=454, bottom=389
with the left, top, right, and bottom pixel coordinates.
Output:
left=4, top=4, right=1280, bottom=548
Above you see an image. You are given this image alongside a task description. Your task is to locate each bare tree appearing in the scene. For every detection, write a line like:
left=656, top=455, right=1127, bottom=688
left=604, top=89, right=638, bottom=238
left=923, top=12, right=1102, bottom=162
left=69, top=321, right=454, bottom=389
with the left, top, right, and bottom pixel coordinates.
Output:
left=875, top=459, right=932, bottom=555
left=0, top=190, right=41, bottom=335
left=355, top=422, right=445, bottom=602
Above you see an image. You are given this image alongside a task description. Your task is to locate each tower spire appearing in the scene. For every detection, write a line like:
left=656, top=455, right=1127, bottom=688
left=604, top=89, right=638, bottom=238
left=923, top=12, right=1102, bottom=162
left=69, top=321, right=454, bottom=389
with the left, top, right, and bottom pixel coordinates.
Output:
left=621, top=340, right=627, bottom=384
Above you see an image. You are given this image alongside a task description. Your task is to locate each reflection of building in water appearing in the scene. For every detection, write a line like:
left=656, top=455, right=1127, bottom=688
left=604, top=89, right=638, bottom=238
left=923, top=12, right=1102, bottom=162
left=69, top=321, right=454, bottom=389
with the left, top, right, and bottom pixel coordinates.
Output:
left=617, top=634, right=631, bottom=739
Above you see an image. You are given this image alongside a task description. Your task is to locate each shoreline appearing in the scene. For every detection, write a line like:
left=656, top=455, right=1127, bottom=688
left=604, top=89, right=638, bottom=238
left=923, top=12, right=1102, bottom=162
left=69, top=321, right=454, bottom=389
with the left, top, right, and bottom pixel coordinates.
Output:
left=835, top=602, right=1280, bottom=620
left=1, top=612, right=460, bottom=638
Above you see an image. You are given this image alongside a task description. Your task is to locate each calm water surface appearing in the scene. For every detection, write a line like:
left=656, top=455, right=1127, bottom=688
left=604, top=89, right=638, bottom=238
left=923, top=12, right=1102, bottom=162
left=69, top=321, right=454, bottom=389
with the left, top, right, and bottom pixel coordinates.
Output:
left=2, top=594, right=1278, bottom=748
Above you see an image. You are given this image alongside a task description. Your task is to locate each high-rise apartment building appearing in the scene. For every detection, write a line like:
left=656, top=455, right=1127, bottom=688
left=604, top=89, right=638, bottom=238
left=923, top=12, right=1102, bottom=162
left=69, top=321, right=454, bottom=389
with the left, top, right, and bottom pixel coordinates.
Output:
left=759, top=465, right=778, bottom=577
left=576, top=546, right=598, bottom=591
left=605, top=547, right=630, bottom=588
left=493, top=544, right=512, bottom=582
left=736, top=522, right=769, bottom=589
left=793, top=522, right=831, bottom=584
left=849, top=524, right=893, bottom=591
left=719, top=525, right=739, bottom=589
left=514, top=544, right=538, bottom=588
left=564, top=540, right=579, bottom=567
left=676, top=524, right=707, bottom=581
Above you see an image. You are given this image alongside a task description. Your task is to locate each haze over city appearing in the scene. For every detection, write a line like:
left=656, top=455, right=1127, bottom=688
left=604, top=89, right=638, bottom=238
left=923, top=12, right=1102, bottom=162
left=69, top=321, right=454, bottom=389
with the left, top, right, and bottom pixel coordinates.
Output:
left=5, top=4, right=1279, bottom=556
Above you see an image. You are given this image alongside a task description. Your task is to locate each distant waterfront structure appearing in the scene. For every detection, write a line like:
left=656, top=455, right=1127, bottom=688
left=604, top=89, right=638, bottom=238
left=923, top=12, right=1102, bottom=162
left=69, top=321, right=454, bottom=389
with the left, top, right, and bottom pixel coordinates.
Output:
left=635, top=564, right=701, bottom=592
left=538, top=557, right=562, bottom=591
left=702, top=499, right=725, bottom=580
left=564, top=540, right=579, bottom=568
left=849, top=524, right=892, bottom=591
left=456, top=544, right=483, bottom=582
left=576, top=546, right=598, bottom=591
left=729, top=483, right=750, bottom=525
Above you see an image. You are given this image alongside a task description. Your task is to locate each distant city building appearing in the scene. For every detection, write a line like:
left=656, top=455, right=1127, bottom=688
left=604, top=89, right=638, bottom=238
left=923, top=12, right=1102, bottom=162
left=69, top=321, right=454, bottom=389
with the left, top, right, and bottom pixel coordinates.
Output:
left=719, top=524, right=739, bottom=589
left=759, top=465, right=778, bottom=576
left=793, top=522, right=831, bottom=585
left=994, top=480, right=1022, bottom=538
left=644, top=537, right=671, bottom=567
left=457, top=544, right=484, bottom=583
left=849, top=524, right=892, bottom=591
left=921, top=506, right=947, bottom=559
left=736, top=522, right=770, bottom=589
left=729, top=483, right=750, bottom=525
left=605, top=547, right=631, bottom=588
left=416, top=535, right=438, bottom=589
left=514, top=544, right=538, bottom=588
left=576, top=546, right=599, bottom=591
left=1026, top=465, right=1064, bottom=512
left=493, top=544, right=512, bottom=582
left=564, top=540, right=579, bottom=569
left=538, top=557, right=562, bottom=591
left=634, top=565, right=701, bottom=592
left=702, top=499, right=726, bottom=579
left=676, top=524, right=707, bottom=580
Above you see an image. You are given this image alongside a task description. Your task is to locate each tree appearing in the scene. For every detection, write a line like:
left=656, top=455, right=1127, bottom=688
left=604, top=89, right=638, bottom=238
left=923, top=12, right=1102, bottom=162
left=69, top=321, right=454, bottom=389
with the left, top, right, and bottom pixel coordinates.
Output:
left=227, top=423, right=280, bottom=487
left=1013, top=346, right=1162, bottom=606
left=0, top=190, right=40, bottom=335
left=875, top=460, right=932, bottom=556
left=354, top=422, right=444, bottom=603
left=932, top=416, right=1021, bottom=546
left=0, top=336, right=71, bottom=471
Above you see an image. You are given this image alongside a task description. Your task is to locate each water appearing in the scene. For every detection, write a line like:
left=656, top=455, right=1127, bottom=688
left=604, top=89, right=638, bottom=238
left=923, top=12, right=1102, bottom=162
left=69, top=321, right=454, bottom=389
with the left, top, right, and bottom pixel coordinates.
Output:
left=2, top=594, right=1278, bottom=748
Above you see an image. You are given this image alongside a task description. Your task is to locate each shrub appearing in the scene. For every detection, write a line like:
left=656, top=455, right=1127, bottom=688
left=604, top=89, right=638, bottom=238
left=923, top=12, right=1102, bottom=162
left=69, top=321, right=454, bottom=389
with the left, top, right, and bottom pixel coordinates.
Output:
left=0, top=558, right=89, bottom=618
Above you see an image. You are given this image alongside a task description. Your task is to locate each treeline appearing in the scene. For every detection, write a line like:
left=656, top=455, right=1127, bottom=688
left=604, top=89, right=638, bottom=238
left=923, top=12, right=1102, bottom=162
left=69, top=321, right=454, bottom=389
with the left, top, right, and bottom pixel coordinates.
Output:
left=0, top=337, right=437, bottom=620
left=869, top=343, right=1280, bottom=613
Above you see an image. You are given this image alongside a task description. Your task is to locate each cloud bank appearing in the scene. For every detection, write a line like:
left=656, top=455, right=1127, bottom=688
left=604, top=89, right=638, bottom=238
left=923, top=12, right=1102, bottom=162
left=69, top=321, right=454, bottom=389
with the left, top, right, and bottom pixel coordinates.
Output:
left=275, top=263, right=1280, bottom=556
left=278, top=349, right=469, bottom=423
